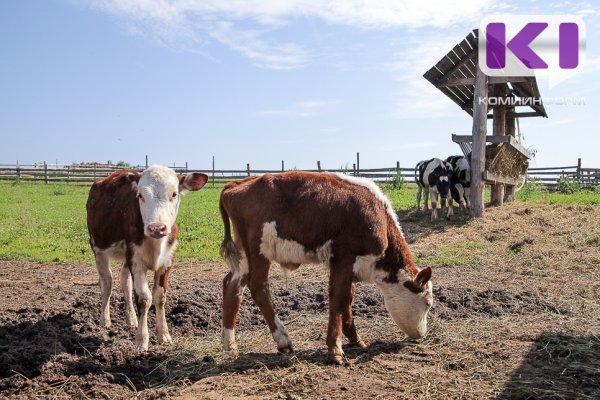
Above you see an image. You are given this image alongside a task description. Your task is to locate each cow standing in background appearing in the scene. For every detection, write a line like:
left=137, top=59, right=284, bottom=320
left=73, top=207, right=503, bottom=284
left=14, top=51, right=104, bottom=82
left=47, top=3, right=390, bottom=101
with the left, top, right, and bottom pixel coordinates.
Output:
left=445, top=155, right=471, bottom=215
left=86, top=165, right=208, bottom=350
left=219, top=171, right=433, bottom=365
left=415, top=158, right=452, bottom=221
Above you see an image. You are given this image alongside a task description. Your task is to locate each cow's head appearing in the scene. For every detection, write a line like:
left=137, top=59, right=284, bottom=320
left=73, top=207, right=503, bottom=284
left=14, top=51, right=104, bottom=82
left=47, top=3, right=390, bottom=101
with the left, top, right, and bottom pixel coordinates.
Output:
left=379, top=267, right=433, bottom=340
left=436, top=163, right=452, bottom=199
left=133, top=165, right=208, bottom=239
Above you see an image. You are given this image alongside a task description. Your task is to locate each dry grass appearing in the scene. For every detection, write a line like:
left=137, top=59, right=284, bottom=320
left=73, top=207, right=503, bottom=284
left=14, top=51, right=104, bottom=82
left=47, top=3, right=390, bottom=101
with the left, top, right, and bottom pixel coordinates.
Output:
left=1, top=203, right=599, bottom=399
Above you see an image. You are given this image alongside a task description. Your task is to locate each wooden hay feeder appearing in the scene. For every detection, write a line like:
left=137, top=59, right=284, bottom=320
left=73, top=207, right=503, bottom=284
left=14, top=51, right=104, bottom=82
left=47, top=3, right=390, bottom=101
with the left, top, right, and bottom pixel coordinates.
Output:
left=423, top=29, right=547, bottom=215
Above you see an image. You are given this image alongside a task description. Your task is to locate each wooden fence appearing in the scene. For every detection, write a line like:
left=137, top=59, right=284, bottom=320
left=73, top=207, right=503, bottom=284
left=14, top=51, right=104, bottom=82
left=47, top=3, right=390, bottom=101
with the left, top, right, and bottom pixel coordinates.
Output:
left=0, top=160, right=598, bottom=188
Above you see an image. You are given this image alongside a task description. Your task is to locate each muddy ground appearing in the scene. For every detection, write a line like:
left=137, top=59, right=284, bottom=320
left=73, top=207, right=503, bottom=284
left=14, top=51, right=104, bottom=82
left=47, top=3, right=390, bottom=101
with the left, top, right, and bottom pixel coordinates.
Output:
left=0, top=203, right=599, bottom=399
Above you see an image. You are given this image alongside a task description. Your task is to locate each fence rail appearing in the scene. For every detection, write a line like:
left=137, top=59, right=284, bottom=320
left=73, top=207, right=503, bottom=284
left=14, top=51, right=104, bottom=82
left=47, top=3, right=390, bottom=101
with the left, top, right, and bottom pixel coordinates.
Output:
left=0, top=161, right=598, bottom=188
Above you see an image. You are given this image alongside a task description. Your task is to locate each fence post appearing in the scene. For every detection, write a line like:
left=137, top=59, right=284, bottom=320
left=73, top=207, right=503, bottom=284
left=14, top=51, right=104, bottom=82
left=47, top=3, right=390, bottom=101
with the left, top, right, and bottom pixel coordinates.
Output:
left=185, top=161, right=188, bottom=172
left=577, top=158, right=582, bottom=183
left=16, top=160, right=20, bottom=182
left=247, top=163, right=250, bottom=177
left=67, top=166, right=70, bottom=185
left=93, top=163, right=97, bottom=181
left=317, top=161, right=321, bottom=172
left=44, top=162, right=48, bottom=184
left=396, top=161, right=400, bottom=180
left=145, top=155, right=148, bottom=169
left=212, top=156, right=215, bottom=188
left=282, top=160, right=284, bottom=172
left=356, top=152, right=360, bottom=177
left=353, top=163, right=356, bottom=176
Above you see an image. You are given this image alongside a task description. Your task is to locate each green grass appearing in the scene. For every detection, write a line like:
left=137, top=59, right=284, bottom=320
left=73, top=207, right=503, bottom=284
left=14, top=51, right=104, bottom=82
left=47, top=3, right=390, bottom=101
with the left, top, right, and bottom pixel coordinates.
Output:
left=0, top=180, right=598, bottom=264
left=516, top=189, right=600, bottom=205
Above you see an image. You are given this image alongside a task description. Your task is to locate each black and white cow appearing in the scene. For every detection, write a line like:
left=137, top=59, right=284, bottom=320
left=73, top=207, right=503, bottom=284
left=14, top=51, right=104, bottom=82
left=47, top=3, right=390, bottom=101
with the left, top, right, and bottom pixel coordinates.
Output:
left=415, top=158, right=452, bottom=221
left=445, top=155, right=471, bottom=215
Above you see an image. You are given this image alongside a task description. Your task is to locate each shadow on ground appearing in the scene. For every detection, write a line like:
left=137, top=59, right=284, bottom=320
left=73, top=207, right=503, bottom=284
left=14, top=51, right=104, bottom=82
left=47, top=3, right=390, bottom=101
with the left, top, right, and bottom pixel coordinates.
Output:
left=498, top=332, right=600, bottom=399
left=396, top=208, right=471, bottom=244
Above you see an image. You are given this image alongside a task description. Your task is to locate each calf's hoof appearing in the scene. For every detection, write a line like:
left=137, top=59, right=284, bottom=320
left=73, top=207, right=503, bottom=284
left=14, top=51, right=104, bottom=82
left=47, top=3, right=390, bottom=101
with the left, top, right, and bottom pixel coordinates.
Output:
left=353, top=339, right=367, bottom=349
left=99, top=318, right=112, bottom=328
left=158, top=333, right=172, bottom=345
left=135, top=340, right=149, bottom=351
left=126, top=314, right=138, bottom=330
left=328, top=353, right=345, bottom=365
left=277, top=343, right=294, bottom=354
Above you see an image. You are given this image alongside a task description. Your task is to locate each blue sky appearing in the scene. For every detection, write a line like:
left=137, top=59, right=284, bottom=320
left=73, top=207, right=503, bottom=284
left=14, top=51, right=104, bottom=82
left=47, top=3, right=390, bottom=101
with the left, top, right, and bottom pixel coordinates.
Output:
left=1, top=0, right=599, bottom=170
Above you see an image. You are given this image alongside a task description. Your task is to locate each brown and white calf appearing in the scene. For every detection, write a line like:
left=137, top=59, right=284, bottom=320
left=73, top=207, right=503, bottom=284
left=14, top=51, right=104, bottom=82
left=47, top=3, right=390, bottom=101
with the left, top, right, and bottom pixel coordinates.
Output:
left=219, top=171, right=433, bottom=364
left=86, top=165, right=208, bottom=349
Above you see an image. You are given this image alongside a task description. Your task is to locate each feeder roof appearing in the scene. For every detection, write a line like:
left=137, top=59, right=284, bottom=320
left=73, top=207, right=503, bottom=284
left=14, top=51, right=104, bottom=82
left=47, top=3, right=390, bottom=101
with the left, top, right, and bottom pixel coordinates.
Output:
left=423, top=29, right=547, bottom=118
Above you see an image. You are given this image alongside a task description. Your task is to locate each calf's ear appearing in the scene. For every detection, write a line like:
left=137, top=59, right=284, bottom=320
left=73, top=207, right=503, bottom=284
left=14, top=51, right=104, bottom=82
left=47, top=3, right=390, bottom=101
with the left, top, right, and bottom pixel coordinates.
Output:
left=415, top=267, right=432, bottom=286
left=179, top=173, right=209, bottom=193
left=126, top=171, right=141, bottom=190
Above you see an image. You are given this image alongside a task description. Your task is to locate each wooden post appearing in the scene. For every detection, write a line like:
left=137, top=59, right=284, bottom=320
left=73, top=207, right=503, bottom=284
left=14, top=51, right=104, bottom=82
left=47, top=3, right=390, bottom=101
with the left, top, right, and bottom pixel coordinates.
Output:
left=145, top=155, right=148, bottom=169
left=356, top=152, right=360, bottom=177
left=246, top=163, right=250, bottom=177
left=93, top=163, right=97, bottom=181
left=577, top=158, right=582, bottom=183
left=44, top=161, right=48, bottom=184
left=353, top=163, right=356, bottom=176
left=317, top=161, right=321, bottom=172
left=281, top=160, right=284, bottom=172
left=491, top=84, right=507, bottom=206
left=470, top=67, right=488, bottom=217
left=67, top=166, right=70, bottom=185
left=212, top=156, right=215, bottom=188
left=504, top=107, right=516, bottom=202
left=16, top=160, right=20, bottom=182
left=185, top=161, right=188, bottom=172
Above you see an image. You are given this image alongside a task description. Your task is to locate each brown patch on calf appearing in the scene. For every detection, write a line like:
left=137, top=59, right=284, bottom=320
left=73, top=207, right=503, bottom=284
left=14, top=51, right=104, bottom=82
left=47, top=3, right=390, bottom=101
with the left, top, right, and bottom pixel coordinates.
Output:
left=159, top=267, right=171, bottom=294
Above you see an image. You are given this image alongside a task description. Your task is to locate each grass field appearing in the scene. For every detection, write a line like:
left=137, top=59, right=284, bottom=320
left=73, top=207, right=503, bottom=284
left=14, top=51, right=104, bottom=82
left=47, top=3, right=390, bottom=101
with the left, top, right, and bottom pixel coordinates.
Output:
left=0, top=180, right=598, bottom=264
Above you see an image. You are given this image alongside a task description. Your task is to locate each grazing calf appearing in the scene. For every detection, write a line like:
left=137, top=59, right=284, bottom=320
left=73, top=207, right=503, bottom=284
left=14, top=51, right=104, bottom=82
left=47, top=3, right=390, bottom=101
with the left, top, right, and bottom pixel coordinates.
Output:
left=415, top=158, right=452, bottom=221
left=86, top=165, right=208, bottom=350
left=445, top=155, right=471, bottom=215
left=219, top=172, right=433, bottom=365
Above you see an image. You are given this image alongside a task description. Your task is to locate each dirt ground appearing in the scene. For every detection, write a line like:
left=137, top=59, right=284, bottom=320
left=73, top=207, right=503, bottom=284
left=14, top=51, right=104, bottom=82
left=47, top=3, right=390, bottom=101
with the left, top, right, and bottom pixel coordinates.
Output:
left=1, top=203, right=599, bottom=399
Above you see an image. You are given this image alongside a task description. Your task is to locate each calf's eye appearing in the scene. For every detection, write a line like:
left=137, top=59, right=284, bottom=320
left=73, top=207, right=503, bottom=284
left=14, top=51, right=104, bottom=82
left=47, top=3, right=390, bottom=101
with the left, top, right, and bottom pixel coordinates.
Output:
left=172, top=192, right=178, bottom=199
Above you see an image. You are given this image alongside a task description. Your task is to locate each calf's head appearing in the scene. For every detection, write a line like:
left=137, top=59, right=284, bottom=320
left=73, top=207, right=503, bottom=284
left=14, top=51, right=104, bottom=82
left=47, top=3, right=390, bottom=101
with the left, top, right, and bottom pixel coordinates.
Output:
left=380, top=267, right=433, bottom=340
left=134, top=165, right=208, bottom=238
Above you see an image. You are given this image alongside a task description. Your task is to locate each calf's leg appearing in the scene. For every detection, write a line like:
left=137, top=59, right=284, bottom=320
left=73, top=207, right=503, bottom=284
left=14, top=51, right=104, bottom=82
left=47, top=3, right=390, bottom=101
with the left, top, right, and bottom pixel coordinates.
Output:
left=423, top=186, right=430, bottom=211
left=153, top=264, right=172, bottom=344
left=132, top=263, right=152, bottom=350
left=247, top=254, right=293, bottom=354
left=95, top=252, right=112, bottom=327
left=222, top=265, right=248, bottom=352
left=416, top=185, right=422, bottom=210
left=342, top=282, right=366, bottom=348
left=121, top=264, right=137, bottom=329
left=327, top=259, right=355, bottom=365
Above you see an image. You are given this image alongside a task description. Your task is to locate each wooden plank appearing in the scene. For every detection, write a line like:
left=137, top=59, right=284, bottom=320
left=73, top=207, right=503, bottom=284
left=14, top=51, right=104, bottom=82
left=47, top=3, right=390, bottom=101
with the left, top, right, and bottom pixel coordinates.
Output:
left=470, top=66, right=488, bottom=217
left=438, top=76, right=530, bottom=87
left=483, top=171, right=522, bottom=186
left=452, top=134, right=512, bottom=144
left=528, top=166, right=578, bottom=171
left=491, top=83, right=507, bottom=207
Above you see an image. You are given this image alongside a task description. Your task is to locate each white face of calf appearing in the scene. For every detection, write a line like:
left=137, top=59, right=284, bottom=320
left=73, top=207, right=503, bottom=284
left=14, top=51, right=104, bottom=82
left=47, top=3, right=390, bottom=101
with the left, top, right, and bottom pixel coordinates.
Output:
left=380, top=267, right=433, bottom=340
left=136, top=165, right=208, bottom=239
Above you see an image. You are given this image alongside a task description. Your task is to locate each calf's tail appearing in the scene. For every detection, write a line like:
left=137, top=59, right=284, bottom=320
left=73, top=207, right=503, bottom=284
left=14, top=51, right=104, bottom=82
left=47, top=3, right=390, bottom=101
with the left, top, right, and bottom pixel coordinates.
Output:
left=219, top=193, right=240, bottom=273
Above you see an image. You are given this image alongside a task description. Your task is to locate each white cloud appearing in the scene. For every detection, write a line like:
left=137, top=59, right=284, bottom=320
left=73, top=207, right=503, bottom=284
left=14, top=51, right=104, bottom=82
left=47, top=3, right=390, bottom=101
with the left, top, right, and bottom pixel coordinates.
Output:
left=84, top=0, right=494, bottom=69
left=209, top=22, right=307, bottom=69
left=385, top=30, right=475, bottom=119
left=257, top=100, right=339, bottom=118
